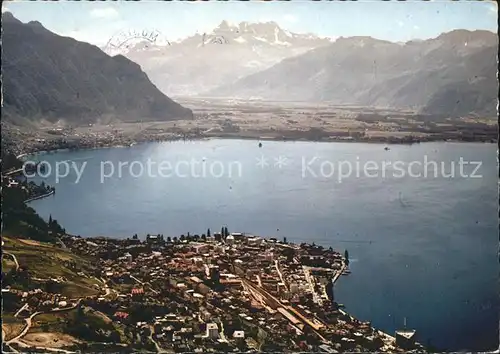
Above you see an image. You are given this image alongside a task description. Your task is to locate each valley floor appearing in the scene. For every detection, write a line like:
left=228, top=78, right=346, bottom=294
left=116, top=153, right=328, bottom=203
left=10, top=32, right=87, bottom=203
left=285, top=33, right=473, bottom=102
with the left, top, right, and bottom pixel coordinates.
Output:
left=3, top=99, right=497, bottom=155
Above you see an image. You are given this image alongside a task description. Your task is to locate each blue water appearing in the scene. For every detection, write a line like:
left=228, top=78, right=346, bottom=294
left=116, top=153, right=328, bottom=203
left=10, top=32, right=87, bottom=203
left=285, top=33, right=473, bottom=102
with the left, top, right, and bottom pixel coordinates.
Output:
left=29, top=139, right=498, bottom=351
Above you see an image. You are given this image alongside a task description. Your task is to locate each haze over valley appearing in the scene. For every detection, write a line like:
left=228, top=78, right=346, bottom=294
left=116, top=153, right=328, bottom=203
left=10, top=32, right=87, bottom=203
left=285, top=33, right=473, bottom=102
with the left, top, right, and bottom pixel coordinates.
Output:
left=111, top=21, right=497, bottom=119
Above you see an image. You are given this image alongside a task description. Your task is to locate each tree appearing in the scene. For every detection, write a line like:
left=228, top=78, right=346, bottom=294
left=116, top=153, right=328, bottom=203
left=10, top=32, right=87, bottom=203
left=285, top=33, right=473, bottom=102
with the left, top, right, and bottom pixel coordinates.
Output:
left=110, top=330, right=121, bottom=343
left=207, top=228, right=211, bottom=237
left=49, top=214, right=53, bottom=225
left=167, top=236, right=172, bottom=243
left=77, top=302, right=84, bottom=317
left=28, top=296, right=40, bottom=307
left=132, top=234, right=138, bottom=240
left=224, top=227, right=229, bottom=237
left=283, top=237, right=287, bottom=244
left=124, top=326, right=131, bottom=338
left=173, top=237, right=178, bottom=243
left=283, top=248, right=295, bottom=263
left=201, top=234, right=207, bottom=241
left=221, top=227, right=224, bottom=237
left=180, top=235, right=185, bottom=241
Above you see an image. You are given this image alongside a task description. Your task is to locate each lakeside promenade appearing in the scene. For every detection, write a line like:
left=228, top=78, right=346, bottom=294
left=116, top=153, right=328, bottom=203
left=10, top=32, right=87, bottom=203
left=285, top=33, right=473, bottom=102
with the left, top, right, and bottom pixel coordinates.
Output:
left=24, top=190, right=55, bottom=203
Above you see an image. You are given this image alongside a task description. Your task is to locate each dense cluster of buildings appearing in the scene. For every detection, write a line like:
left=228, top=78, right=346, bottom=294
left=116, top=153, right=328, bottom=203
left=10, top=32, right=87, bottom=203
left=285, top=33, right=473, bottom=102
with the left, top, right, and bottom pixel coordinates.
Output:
left=46, top=232, right=423, bottom=352
left=6, top=126, right=199, bottom=156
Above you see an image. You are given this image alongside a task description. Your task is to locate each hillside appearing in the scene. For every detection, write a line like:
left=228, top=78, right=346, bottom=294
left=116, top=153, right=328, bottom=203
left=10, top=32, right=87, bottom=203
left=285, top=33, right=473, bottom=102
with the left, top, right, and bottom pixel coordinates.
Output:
left=207, top=30, right=498, bottom=117
left=1, top=13, right=193, bottom=126
left=2, top=237, right=102, bottom=299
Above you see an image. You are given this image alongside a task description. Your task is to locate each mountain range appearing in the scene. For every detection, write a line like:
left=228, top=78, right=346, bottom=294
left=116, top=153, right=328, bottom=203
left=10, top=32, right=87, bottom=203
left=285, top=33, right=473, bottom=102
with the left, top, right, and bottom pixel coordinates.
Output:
left=2, top=12, right=497, bottom=126
left=107, top=20, right=332, bottom=96
left=206, top=29, right=498, bottom=117
left=111, top=20, right=497, bottom=118
left=2, top=12, right=193, bottom=126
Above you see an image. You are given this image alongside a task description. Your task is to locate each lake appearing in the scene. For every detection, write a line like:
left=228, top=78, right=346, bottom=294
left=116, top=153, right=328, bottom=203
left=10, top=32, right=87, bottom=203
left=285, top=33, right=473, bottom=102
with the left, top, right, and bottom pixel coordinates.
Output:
left=29, top=139, right=498, bottom=351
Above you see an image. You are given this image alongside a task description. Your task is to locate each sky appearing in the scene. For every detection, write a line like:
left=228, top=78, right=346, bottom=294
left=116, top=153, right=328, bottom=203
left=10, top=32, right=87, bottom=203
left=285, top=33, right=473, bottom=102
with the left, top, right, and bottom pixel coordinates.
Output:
left=2, top=1, right=498, bottom=46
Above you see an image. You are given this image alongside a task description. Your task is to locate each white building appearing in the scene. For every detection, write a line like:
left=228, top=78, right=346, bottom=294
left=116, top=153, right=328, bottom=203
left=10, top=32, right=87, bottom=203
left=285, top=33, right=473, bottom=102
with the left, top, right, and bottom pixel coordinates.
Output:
left=206, top=323, right=219, bottom=339
left=233, top=330, right=245, bottom=339
left=247, top=237, right=262, bottom=246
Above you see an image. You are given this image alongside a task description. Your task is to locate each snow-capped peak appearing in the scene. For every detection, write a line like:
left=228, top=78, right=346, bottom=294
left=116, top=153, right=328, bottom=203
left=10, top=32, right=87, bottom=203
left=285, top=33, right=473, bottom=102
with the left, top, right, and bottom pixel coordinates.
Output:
left=206, top=20, right=328, bottom=48
left=216, top=20, right=239, bottom=32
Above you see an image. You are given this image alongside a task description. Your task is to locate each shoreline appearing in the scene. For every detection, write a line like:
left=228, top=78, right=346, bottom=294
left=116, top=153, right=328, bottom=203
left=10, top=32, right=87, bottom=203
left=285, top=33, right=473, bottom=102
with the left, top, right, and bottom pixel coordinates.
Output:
left=332, top=261, right=400, bottom=348
left=25, top=190, right=55, bottom=203
left=18, top=134, right=496, bottom=158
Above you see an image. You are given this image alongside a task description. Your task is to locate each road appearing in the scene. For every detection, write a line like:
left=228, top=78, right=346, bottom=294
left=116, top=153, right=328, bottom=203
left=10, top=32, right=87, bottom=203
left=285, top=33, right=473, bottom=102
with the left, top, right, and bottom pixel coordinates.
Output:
left=302, top=266, right=322, bottom=305
left=130, top=275, right=144, bottom=285
left=5, top=298, right=134, bottom=353
left=100, top=280, right=112, bottom=297
left=49, top=299, right=82, bottom=313
left=7, top=337, right=77, bottom=354
left=4, top=252, right=20, bottom=271
left=130, top=275, right=159, bottom=295
left=337, top=308, right=397, bottom=350
left=149, top=325, right=164, bottom=353
left=219, top=321, right=228, bottom=342
left=2, top=328, right=19, bottom=353
left=93, top=277, right=118, bottom=299
left=8, top=311, right=42, bottom=344
left=14, top=304, right=28, bottom=318
left=332, top=262, right=347, bottom=284
left=274, top=260, right=288, bottom=291
left=242, top=279, right=329, bottom=343
left=256, top=275, right=262, bottom=287
left=4, top=168, right=24, bottom=176
left=56, top=237, right=68, bottom=249
left=8, top=299, right=82, bottom=346
left=242, top=280, right=266, bottom=307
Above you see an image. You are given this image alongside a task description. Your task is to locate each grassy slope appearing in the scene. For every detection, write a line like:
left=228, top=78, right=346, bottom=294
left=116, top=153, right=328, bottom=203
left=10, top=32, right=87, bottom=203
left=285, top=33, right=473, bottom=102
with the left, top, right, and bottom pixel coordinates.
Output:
left=2, top=313, right=26, bottom=341
left=27, top=308, right=128, bottom=346
left=2, top=237, right=101, bottom=298
left=2, top=257, right=17, bottom=273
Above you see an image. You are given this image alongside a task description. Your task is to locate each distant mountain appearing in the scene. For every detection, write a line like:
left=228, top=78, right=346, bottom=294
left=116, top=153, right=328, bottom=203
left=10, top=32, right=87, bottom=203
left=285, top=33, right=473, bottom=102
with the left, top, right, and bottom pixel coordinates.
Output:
left=2, top=13, right=193, bottom=126
left=208, top=30, right=498, bottom=117
left=107, top=21, right=331, bottom=96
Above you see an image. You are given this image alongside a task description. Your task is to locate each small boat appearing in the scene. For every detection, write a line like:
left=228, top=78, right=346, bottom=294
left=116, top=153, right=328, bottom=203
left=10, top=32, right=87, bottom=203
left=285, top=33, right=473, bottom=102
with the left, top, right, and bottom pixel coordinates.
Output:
left=259, top=142, right=262, bottom=148
left=384, top=146, right=390, bottom=151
